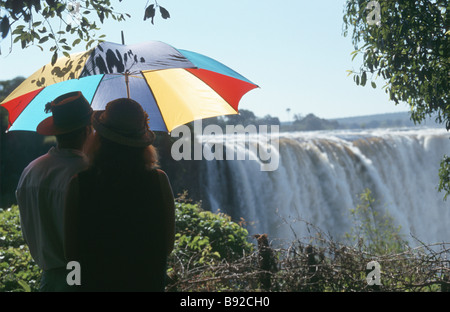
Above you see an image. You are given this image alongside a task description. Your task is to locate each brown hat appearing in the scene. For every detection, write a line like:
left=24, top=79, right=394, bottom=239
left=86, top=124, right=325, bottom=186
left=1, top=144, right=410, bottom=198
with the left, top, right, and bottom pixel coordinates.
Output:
left=92, top=98, right=155, bottom=147
left=36, top=91, right=93, bottom=135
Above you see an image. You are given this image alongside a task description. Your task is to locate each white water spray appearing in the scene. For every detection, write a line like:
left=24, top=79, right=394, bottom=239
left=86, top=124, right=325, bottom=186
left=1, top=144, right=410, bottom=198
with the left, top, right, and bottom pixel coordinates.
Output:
left=201, top=128, right=450, bottom=245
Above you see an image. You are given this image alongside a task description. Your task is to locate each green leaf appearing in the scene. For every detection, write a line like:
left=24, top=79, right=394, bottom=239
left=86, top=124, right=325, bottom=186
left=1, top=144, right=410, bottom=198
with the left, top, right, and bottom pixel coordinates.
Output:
left=12, top=27, right=25, bottom=36
left=51, top=51, right=58, bottom=66
left=85, top=39, right=95, bottom=49
left=371, top=81, right=377, bottom=88
left=1, top=17, right=10, bottom=39
left=38, top=36, right=49, bottom=44
left=144, top=4, right=155, bottom=23
left=160, top=6, right=170, bottom=19
left=72, top=38, right=81, bottom=47
left=18, top=280, right=31, bottom=292
left=21, top=37, right=27, bottom=49
left=361, top=72, right=367, bottom=86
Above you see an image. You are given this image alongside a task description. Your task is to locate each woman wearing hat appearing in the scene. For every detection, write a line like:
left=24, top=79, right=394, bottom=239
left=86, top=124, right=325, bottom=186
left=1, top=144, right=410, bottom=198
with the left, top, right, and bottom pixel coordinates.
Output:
left=64, top=98, right=175, bottom=292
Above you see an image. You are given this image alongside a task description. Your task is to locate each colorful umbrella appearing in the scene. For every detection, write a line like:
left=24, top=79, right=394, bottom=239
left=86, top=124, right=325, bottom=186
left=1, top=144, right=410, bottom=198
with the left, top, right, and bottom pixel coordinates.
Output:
left=1, top=41, right=258, bottom=133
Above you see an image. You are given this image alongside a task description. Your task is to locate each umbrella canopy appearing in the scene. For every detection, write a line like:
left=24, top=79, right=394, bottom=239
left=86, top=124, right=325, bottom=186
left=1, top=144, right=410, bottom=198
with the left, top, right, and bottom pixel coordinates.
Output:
left=1, top=41, right=258, bottom=133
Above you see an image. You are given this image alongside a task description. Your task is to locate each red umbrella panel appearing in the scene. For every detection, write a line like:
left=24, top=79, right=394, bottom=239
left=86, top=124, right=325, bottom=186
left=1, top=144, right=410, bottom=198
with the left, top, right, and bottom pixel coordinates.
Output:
left=1, top=41, right=258, bottom=133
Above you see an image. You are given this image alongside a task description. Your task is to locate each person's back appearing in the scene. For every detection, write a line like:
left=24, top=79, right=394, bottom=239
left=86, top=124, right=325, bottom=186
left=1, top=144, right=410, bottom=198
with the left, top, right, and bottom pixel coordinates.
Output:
left=76, top=167, right=168, bottom=291
left=17, top=147, right=88, bottom=271
left=64, top=98, right=175, bottom=292
left=16, top=91, right=93, bottom=291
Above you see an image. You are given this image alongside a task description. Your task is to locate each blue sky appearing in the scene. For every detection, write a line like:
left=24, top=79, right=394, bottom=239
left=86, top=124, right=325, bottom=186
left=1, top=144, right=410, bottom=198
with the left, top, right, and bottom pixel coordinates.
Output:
left=0, top=0, right=410, bottom=121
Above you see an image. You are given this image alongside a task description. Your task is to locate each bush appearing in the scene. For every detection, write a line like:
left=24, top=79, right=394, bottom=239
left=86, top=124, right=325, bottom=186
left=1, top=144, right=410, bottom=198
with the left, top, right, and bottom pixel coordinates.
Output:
left=2, top=193, right=450, bottom=292
left=345, top=188, right=409, bottom=255
left=0, top=200, right=254, bottom=292
left=173, top=199, right=253, bottom=261
left=0, top=206, right=41, bottom=292
left=166, top=196, right=254, bottom=291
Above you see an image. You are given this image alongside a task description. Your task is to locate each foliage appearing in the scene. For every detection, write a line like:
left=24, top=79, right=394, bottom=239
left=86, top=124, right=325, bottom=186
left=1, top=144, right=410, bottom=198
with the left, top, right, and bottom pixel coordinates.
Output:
left=0, top=1, right=170, bottom=61
left=0, top=76, right=25, bottom=102
left=170, top=221, right=450, bottom=292
left=292, top=113, right=340, bottom=131
left=0, top=84, right=54, bottom=208
left=168, top=190, right=449, bottom=292
left=0, top=199, right=254, bottom=292
left=0, top=206, right=41, bottom=292
left=0, top=0, right=124, bottom=61
left=1, top=76, right=25, bottom=131
left=439, top=155, right=450, bottom=200
left=167, top=195, right=254, bottom=290
left=343, top=0, right=448, bottom=125
left=2, top=192, right=450, bottom=292
left=345, top=188, right=408, bottom=255
left=0, top=206, right=24, bottom=248
left=342, top=0, right=449, bottom=197
left=143, top=1, right=170, bottom=25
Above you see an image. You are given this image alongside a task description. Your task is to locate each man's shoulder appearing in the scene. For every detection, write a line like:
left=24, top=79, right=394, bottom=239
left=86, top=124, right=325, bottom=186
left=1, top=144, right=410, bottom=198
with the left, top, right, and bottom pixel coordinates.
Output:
left=20, top=151, right=51, bottom=175
left=18, top=148, right=88, bottom=186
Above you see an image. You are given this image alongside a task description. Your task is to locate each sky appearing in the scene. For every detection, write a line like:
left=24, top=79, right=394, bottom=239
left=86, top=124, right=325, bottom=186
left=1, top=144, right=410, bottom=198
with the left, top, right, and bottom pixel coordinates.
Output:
left=0, top=0, right=411, bottom=122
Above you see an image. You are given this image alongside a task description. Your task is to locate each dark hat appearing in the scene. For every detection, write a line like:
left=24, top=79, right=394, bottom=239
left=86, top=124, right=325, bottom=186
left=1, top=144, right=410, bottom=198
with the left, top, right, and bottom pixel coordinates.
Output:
left=92, top=98, right=155, bottom=147
left=36, top=91, right=93, bottom=135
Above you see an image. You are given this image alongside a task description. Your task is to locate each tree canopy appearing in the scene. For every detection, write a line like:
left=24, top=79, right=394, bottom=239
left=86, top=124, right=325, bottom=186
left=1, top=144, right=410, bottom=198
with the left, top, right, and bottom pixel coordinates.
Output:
left=343, top=0, right=449, bottom=198
left=343, top=0, right=448, bottom=127
left=0, top=1, right=170, bottom=64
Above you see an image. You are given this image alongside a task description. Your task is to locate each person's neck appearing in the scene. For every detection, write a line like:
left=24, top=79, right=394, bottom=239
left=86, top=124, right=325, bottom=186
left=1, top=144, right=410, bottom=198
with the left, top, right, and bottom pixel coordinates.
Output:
left=57, top=142, right=83, bottom=151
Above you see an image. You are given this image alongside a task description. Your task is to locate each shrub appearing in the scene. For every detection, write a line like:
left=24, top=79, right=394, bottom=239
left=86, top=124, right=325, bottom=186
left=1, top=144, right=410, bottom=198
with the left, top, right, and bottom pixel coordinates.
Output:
left=173, top=200, right=253, bottom=261
left=0, top=200, right=254, bottom=292
left=2, top=193, right=449, bottom=292
left=345, top=188, right=409, bottom=255
left=0, top=206, right=41, bottom=292
left=166, top=197, right=254, bottom=291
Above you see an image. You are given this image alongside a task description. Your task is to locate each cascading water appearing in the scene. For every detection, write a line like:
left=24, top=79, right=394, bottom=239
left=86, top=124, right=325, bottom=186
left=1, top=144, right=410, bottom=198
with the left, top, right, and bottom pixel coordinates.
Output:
left=200, top=127, right=450, bottom=246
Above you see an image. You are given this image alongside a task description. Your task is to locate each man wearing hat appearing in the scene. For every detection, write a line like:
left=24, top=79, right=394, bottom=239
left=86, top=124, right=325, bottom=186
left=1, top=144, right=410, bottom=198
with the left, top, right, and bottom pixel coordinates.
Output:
left=16, top=91, right=93, bottom=292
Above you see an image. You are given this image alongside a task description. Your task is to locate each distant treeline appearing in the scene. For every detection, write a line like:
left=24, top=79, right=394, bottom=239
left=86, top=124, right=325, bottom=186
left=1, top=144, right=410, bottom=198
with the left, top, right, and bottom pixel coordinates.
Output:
left=281, top=112, right=433, bottom=132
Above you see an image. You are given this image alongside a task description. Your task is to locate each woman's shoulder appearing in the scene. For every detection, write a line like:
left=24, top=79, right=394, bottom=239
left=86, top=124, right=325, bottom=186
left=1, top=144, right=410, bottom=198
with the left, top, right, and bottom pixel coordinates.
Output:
left=146, top=167, right=167, bottom=177
left=145, top=168, right=170, bottom=187
left=155, top=168, right=168, bottom=177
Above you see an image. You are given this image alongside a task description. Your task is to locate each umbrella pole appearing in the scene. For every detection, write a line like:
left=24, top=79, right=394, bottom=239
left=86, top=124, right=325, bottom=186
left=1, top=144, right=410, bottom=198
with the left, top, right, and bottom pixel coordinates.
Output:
left=125, top=71, right=130, bottom=98
left=121, top=31, right=130, bottom=98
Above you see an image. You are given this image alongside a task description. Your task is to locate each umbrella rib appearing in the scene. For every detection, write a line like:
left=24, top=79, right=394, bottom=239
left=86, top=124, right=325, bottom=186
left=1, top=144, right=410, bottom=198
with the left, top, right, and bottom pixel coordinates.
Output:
left=89, top=74, right=106, bottom=111
left=141, top=71, right=169, bottom=133
left=102, top=73, right=144, bottom=80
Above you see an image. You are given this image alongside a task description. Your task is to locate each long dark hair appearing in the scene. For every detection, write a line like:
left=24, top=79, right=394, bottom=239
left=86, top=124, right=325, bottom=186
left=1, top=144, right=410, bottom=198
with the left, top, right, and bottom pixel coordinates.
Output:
left=85, top=132, right=158, bottom=177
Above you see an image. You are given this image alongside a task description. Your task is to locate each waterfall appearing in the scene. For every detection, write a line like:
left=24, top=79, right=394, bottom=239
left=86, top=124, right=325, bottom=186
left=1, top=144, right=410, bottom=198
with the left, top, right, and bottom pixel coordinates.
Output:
left=200, top=127, right=450, bottom=245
